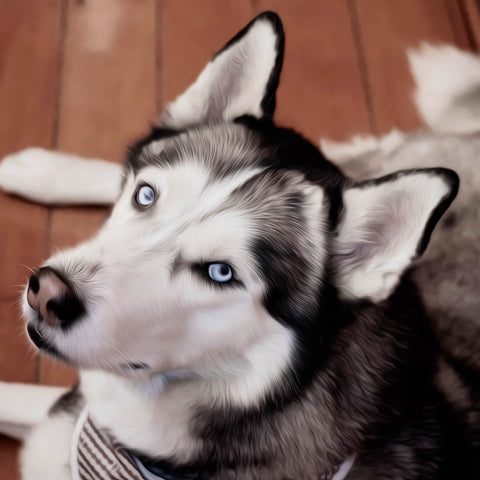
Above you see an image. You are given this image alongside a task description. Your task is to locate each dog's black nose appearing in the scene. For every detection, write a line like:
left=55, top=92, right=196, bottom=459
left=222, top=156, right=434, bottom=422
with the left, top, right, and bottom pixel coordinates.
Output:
left=27, top=267, right=85, bottom=329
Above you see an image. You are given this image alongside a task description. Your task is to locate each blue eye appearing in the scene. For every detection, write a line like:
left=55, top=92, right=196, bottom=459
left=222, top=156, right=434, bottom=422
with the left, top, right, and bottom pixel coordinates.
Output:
left=208, top=263, right=233, bottom=283
left=136, top=185, right=155, bottom=207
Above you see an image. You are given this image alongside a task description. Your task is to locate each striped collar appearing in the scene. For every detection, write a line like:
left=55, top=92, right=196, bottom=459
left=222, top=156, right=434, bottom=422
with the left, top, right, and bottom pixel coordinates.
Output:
left=71, top=408, right=145, bottom=480
left=71, top=408, right=207, bottom=480
left=70, top=408, right=355, bottom=480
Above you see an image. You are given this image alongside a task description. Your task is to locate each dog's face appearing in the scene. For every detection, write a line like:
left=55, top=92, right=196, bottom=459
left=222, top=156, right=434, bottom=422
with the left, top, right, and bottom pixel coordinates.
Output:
left=23, top=13, right=457, bottom=398
left=29, top=124, right=326, bottom=380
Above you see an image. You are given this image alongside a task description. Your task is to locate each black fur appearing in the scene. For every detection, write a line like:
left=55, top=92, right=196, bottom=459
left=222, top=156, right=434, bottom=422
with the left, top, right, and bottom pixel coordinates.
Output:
left=126, top=126, right=182, bottom=173
left=236, top=115, right=346, bottom=229
left=49, top=383, right=84, bottom=417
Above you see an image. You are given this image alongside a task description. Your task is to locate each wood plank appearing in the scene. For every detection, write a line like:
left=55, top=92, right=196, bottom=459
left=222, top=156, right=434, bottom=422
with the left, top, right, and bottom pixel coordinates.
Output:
left=55, top=0, right=158, bottom=161
left=49, top=207, right=108, bottom=251
left=444, top=0, right=474, bottom=49
left=0, top=195, right=49, bottom=300
left=461, top=0, right=480, bottom=49
left=41, top=0, right=158, bottom=386
left=257, top=0, right=372, bottom=142
left=0, top=0, right=62, bottom=154
left=0, top=0, right=62, bottom=298
left=0, top=300, right=36, bottom=383
left=353, top=0, right=469, bottom=133
left=38, top=357, right=78, bottom=388
left=0, top=436, right=20, bottom=479
left=0, top=3, right=63, bottom=475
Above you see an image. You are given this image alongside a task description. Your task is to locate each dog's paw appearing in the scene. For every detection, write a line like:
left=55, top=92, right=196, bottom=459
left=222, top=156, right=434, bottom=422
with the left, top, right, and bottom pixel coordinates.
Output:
left=0, top=147, right=122, bottom=205
left=0, top=148, right=64, bottom=203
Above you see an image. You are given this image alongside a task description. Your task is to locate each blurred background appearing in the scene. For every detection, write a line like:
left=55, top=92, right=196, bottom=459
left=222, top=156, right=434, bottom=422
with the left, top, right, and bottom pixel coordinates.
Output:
left=0, top=0, right=479, bottom=476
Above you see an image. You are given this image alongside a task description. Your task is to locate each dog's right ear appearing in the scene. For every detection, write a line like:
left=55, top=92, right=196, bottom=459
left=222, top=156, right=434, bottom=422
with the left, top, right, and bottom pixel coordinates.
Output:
left=161, top=12, right=284, bottom=129
left=332, top=168, right=459, bottom=303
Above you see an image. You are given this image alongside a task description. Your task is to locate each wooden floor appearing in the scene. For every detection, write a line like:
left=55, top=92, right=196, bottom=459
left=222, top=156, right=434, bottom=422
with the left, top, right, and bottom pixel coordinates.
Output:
left=0, top=0, right=479, bottom=476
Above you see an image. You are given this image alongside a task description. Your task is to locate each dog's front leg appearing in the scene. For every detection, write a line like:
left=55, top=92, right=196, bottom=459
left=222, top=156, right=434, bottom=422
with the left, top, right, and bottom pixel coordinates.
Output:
left=0, top=381, right=66, bottom=441
left=0, top=148, right=122, bottom=206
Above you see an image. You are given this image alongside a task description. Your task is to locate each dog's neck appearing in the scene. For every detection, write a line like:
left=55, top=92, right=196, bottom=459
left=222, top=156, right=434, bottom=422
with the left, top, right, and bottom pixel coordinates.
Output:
left=79, top=326, right=295, bottom=461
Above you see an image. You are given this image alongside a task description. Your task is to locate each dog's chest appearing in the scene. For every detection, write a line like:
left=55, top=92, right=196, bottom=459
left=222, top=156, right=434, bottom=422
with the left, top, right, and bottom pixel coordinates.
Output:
left=78, top=372, right=355, bottom=480
left=80, top=371, right=200, bottom=461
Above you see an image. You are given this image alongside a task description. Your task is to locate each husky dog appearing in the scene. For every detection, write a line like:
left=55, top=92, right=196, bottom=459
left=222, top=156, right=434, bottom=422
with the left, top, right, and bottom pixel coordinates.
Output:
left=0, top=12, right=479, bottom=480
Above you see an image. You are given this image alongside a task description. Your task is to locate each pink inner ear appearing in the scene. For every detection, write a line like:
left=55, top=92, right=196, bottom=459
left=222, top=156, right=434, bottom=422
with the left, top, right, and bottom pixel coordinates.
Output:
left=334, top=191, right=410, bottom=269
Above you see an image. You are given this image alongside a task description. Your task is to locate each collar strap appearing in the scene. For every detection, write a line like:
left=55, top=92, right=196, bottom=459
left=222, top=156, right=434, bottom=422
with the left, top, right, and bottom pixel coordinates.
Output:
left=134, top=454, right=356, bottom=480
left=131, top=455, right=207, bottom=480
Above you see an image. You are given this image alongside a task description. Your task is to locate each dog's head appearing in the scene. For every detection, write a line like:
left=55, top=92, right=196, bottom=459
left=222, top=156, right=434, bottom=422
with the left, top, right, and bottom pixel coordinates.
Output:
left=24, top=13, right=457, bottom=403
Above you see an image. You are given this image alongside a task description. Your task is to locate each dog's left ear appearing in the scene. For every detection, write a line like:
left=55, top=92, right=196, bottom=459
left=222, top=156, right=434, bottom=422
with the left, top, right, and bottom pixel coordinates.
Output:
left=161, top=12, right=284, bottom=129
left=333, top=169, right=459, bottom=302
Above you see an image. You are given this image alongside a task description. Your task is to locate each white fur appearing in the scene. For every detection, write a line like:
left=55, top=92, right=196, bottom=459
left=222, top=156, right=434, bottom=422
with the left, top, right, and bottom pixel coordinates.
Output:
left=0, top=382, right=66, bottom=440
left=21, top=410, right=77, bottom=480
left=320, top=129, right=406, bottom=163
left=409, top=43, right=480, bottom=133
left=0, top=148, right=122, bottom=205
left=331, top=455, right=356, bottom=480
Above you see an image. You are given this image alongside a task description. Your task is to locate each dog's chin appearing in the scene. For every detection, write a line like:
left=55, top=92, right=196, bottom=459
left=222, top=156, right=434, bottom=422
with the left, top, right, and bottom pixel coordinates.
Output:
left=26, top=323, right=70, bottom=363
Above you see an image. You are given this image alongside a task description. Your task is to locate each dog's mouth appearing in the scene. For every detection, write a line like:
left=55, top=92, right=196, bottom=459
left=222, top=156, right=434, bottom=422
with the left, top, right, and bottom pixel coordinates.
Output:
left=27, top=321, right=152, bottom=374
left=26, top=322, right=68, bottom=362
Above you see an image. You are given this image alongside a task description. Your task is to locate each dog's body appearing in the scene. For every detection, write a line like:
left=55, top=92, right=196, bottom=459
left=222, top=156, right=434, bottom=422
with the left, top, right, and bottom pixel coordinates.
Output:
left=0, top=13, right=479, bottom=480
